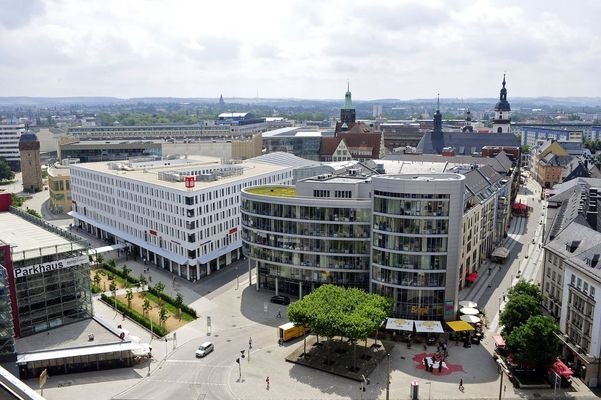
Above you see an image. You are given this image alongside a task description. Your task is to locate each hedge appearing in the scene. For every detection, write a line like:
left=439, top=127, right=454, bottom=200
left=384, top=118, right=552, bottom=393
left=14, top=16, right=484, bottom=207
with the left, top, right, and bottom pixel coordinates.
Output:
left=147, top=286, right=197, bottom=318
left=100, top=293, right=168, bottom=337
left=101, top=262, right=140, bottom=285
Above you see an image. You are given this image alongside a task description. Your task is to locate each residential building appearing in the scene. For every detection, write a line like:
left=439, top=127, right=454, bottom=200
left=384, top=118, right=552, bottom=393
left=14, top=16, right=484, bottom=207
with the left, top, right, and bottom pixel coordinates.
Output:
left=542, top=220, right=601, bottom=387
left=48, top=162, right=73, bottom=213
left=241, top=172, right=373, bottom=296
left=534, top=140, right=572, bottom=188
left=514, top=125, right=585, bottom=148
left=0, top=123, right=25, bottom=171
left=69, top=156, right=294, bottom=281
left=19, top=130, right=43, bottom=193
left=371, top=173, right=465, bottom=320
left=0, top=196, right=92, bottom=338
left=262, top=127, right=332, bottom=161
left=320, top=132, right=385, bottom=162
left=58, top=137, right=162, bottom=163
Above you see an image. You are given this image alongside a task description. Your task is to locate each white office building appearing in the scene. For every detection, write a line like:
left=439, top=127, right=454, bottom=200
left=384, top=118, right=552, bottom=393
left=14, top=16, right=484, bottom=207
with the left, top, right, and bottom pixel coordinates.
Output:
left=0, top=124, right=25, bottom=171
left=69, top=156, right=294, bottom=281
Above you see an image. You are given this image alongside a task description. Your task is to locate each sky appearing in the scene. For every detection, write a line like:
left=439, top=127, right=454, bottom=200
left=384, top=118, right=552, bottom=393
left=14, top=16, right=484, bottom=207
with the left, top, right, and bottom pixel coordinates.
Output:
left=1, top=0, right=600, bottom=100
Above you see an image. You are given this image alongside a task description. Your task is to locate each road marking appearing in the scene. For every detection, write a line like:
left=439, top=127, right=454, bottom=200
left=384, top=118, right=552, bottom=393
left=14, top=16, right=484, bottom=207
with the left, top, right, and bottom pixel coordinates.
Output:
left=165, top=359, right=232, bottom=367
left=151, top=378, right=227, bottom=386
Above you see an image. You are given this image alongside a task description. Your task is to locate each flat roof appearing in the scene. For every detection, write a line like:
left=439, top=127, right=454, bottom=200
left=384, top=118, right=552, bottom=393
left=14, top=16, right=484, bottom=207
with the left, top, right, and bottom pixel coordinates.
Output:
left=0, top=212, right=84, bottom=261
left=16, top=341, right=140, bottom=364
left=71, top=156, right=292, bottom=191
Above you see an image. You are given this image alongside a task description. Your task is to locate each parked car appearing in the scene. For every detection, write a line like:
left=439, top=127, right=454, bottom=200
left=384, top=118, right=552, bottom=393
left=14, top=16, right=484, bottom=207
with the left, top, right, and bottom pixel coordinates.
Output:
left=270, top=295, right=290, bottom=305
left=195, top=341, right=214, bottom=358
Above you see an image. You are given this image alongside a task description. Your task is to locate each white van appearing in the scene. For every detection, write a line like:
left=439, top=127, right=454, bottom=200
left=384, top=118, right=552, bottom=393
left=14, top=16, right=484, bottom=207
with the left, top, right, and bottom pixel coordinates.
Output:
left=195, top=341, right=214, bottom=358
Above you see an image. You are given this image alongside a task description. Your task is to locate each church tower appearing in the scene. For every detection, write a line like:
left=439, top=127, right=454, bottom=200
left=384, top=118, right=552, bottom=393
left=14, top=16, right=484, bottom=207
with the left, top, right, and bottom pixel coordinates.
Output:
left=340, top=81, right=356, bottom=126
left=432, top=93, right=443, bottom=135
left=19, top=126, right=43, bottom=193
left=492, top=74, right=511, bottom=133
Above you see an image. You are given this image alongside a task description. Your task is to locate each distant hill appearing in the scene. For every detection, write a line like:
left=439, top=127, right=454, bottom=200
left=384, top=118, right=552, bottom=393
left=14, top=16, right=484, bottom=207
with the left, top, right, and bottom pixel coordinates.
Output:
left=0, top=96, right=600, bottom=107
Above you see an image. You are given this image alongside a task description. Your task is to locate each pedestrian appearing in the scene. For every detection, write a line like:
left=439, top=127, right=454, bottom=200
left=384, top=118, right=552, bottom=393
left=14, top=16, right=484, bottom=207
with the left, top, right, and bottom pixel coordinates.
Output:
left=459, top=378, right=464, bottom=392
left=266, top=376, right=270, bottom=390
left=149, top=275, right=152, bottom=283
left=277, top=311, right=281, bottom=318
left=488, top=266, right=492, bottom=274
left=438, top=362, right=443, bottom=373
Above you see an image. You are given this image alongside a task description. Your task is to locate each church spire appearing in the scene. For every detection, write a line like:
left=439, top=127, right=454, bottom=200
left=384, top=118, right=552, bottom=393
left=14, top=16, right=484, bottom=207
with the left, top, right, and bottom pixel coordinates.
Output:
left=433, top=93, right=442, bottom=134
left=340, top=81, right=356, bottom=125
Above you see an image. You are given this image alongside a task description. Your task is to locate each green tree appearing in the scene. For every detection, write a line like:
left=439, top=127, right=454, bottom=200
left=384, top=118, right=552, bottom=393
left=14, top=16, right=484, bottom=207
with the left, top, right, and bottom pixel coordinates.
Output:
left=154, top=281, right=166, bottom=305
left=108, top=259, right=117, bottom=270
left=109, top=280, right=118, bottom=309
left=93, top=270, right=102, bottom=290
left=500, top=293, right=542, bottom=336
left=508, top=280, right=542, bottom=303
left=25, top=208, right=42, bottom=218
left=0, top=159, right=14, bottom=182
left=96, top=254, right=104, bottom=268
left=288, top=284, right=392, bottom=367
left=11, top=194, right=24, bottom=207
left=506, top=315, right=560, bottom=370
left=142, top=297, right=152, bottom=316
left=121, top=264, right=131, bottom=285
left=159, top=305, right=169, bottom=327
left=125, top=288, right=134, bottom=308
left=174, top=293, right=184, bottom=319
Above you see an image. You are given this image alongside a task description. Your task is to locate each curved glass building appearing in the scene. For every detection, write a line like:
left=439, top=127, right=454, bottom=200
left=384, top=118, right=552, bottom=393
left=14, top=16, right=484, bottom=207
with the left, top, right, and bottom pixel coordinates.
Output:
left=241, top=173, right=372, bottom=297
left=371, top=174, right=465, bottom=320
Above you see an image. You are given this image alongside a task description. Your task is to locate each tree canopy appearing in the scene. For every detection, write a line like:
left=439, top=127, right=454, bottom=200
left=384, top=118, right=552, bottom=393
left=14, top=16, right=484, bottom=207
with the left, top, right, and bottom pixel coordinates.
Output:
left=505, top=315, right=560, bottom=370
left=288, top=284, right=392, bottom=342
left=499, top=293, right=541, bottom=336
left=0, top=158, right=14, bottom=182
left=508, top=280, right=542, bottom=303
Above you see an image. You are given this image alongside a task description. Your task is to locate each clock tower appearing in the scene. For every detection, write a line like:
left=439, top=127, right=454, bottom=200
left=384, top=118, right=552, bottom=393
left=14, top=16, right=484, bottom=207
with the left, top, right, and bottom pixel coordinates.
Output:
left=492, top=74, right=511, bottom=133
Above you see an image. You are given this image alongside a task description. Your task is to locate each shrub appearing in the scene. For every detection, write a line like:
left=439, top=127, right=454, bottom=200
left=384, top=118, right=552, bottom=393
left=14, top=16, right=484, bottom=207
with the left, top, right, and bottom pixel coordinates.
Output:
left=100, top=293, right=168, bottom=337
left=101, top=262, right=140, bottom=285
left=146, top=286, right=197, bottom=318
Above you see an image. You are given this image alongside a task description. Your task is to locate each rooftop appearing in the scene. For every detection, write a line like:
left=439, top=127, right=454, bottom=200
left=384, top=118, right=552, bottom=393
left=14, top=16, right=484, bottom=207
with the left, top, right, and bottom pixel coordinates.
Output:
left=0, top=212, right=86, bottom=262
left=71, top=156, right=292, bottom=191
left=245, top=186, right=297, bottom=197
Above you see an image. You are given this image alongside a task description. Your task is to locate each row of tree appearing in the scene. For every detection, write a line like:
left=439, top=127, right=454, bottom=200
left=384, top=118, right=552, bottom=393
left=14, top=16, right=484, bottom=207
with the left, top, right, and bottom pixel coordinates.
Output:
left=499, top=281, right=559, bottom=370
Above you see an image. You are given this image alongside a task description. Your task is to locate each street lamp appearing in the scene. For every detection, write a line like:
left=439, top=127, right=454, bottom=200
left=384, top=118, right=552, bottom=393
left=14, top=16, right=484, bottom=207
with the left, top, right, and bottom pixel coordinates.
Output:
left=425, top=381, right=431, bottom=400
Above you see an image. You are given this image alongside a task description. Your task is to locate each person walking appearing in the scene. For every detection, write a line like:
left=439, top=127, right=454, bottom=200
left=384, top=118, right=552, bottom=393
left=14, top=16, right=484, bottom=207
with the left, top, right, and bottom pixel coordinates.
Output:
left=459, top=378, right=464, bottom=392
left=266, top=376, right=270, bottom=390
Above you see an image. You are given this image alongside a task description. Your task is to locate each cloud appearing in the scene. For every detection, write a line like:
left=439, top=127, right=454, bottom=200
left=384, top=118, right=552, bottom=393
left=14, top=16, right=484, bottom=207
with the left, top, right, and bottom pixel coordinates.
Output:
left=0, top=0, right=600, bottom=98
left=0, top=0, right=45, bottom=30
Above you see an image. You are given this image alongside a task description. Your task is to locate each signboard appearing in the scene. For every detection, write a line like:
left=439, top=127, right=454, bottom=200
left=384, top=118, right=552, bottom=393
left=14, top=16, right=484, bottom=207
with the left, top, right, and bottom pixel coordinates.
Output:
left=185, top=176, right=195, bottom=189
left=39, top=368, right=48, bottom=387
left=14, top=255, right=88, bottom=278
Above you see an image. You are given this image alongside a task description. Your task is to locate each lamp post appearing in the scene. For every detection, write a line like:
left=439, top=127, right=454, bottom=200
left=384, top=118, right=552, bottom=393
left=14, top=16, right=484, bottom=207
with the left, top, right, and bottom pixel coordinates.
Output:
left=425, top=381, right=431, bottom=400
left=385, top=353, right=391, bottom=400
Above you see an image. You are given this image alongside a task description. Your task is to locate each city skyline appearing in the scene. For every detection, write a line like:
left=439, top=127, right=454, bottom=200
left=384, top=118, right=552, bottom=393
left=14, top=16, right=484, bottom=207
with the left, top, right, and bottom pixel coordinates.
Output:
left=1, top=0, right=600, bottom=99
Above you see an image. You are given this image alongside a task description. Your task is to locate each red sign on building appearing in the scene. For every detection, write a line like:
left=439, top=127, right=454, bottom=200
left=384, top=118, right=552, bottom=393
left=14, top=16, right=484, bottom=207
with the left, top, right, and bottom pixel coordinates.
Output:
left=185, top=176, right=195, bottom=190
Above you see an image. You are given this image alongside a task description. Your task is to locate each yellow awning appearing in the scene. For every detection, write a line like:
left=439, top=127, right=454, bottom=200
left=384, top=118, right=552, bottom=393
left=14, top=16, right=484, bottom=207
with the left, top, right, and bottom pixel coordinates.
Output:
left=446, top=320, right=475, bottom=332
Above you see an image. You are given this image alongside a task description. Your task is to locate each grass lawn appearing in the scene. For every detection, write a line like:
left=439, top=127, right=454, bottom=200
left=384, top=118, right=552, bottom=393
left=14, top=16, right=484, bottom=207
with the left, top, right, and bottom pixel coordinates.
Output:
left=142, top=291, right=195, bottom=322
left=115, top=291, right=191, bottom=332
left=90, top=268, right=136, bottom=292
left=246, top=186, right=296, bottom=197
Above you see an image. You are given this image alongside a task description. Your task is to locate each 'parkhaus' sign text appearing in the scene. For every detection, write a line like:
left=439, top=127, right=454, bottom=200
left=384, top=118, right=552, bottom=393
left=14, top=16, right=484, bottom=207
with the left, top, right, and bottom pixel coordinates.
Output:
left=13, top=255, right=89, bottom=278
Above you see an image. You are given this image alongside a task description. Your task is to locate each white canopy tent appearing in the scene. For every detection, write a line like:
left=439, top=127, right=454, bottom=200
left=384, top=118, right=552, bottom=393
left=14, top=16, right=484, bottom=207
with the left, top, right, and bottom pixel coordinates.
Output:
left=459, top=307, right=480, bottom=315
left=460, top=315, right=481, bottom=324
left=385, top=318, right=414, bottom=331
left=414, top=320, right=444, bottom=333
left=458, top=300, right=478, bottom=308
